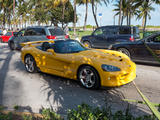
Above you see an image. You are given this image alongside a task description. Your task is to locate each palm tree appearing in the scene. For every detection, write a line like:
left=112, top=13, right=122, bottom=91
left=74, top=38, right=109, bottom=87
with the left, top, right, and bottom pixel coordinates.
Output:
left=91, top=0, right=109, bottom=27
left=113, top=0, right=139, bottom=26
left=0, top=0, right=14, bottom=29
left=73, top=0, right=77, bottom=35
left=61, top=0, right=68, bottom=29
left=113, top=0, right=128, bottom=25
left=136, top=0, right=159, bottom=33
left=137, top=1, right=154, bottom=33
left=77, top=0, right=91, bottom=31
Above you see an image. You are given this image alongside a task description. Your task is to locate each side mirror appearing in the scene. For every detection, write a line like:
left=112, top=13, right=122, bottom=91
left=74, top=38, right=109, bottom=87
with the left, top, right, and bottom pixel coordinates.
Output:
left=47, top=49, right=55, bottom=55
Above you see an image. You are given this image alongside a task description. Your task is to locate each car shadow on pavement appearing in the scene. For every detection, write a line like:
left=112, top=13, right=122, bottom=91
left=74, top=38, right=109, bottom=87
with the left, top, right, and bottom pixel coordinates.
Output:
left=13, top=59, right=151, bottom=117
left=40, top=73, right=151, bottom=117
left=0, top=50, right=15, bottom=105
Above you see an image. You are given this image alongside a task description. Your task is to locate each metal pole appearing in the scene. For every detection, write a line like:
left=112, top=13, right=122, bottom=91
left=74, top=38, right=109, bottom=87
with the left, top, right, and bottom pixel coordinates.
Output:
left=114, top=15, right=115, bottom=25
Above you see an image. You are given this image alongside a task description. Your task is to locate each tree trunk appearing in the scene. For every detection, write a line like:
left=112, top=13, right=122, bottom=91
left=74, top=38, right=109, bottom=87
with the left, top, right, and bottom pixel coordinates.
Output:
left=73, top=0, right=76, bottom=35
left=129, top=13, right=131, bottom=25
left=62, top=3, right=66, bottom=29
left=143, top=13, right=147, bottom=34
left=121, top=15, right=124, bottom=26
left=91, top=0, right=99, bottom=27
left=118, top=0, right=122, bottom=25
left=127, top=10, right=129, bottom=25
left=83, top=1, right=88, bottom=31
left=3, top=12, right=6, bottom=29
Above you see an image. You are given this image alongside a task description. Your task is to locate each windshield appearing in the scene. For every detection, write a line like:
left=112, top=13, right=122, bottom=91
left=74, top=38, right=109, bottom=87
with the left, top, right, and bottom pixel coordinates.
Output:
left=53, top=40, right=88, bottom=54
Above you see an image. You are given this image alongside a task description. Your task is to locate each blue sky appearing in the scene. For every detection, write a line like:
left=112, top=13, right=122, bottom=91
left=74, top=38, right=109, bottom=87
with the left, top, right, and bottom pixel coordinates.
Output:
left=72, top=3, right=160, bottom=27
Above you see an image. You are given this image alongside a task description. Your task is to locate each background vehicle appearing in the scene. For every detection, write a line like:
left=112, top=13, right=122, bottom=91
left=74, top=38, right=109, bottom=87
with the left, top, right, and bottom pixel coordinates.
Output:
left=109, top=32, right=160, bottom=64
left=0, top=31, right=17, bottom=43
left=8, top=26, right=68, bottom=50
left=0, top=29, right=3, bottom=35
left=21, top=40, right=136, bottom=89
left=81, top=25, right=140, bottom=49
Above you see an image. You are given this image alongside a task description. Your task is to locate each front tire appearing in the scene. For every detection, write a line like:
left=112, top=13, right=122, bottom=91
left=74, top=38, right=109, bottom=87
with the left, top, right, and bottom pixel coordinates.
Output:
left=118, top=48, right=131, bottom=58
left=78, top=66, right=100, bottom=89
left=24, top=55, right=37, bottom=73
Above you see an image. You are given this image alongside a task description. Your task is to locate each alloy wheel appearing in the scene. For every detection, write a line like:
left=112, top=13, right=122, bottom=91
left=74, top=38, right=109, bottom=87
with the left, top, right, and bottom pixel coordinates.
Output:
left=25, top=55, right=36, bottom=73
left=79, top=67, right=96, bottom=88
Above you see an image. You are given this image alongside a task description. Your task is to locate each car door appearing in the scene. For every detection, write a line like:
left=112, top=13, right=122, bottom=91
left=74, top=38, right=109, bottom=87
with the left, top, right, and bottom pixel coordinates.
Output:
left=129, top=40, right=148, bottom=61
left=39, top=50, right=69, bottom=77
left=14, top=29, right=27, bottom=47
left=104, top=27, right=117, bottom=48
left=90, top=28, right=107, bottom=48
left=24, top=28, right=47, bottom=42
left=39, top=42, right=72, bottom=77
left=132, top=34, right=160, bottom=62
left=144, top=34, right=160, bottom=62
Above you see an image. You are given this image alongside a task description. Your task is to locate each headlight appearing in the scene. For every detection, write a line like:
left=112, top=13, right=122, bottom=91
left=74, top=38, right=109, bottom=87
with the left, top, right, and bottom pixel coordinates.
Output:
left=101, top=64, right=121, bottom=72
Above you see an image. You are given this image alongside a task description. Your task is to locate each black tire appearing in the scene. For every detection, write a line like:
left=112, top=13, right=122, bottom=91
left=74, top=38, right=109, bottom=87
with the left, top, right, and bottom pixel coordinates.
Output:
left=118, top=48, right=131, bottom=58
left=83, top=41, right=91, bottom=48
left=9, top=42, right=15, bottom=50
left=78, top=66, right=100, bottom=89
left=24, top=55, right=37, bottom=73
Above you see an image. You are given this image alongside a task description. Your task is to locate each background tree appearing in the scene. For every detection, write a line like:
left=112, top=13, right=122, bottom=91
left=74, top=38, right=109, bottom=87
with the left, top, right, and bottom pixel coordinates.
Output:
left=91, top=0, right=109, bottom=27
left=48, top=1, right=74, bottom=26
left=136, top=0, right=155, bottom=33
left=77, top=0, right=91, bottom=31
left=73, top=0, right=77, bottom=35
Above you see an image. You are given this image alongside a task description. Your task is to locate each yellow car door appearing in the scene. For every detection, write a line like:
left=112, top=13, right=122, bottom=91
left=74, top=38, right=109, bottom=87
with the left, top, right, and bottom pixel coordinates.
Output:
left=41, top=50, right=71, bottom=77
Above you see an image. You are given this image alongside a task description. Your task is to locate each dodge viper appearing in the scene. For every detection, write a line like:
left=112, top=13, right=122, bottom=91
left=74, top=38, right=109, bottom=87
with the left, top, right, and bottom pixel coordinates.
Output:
left=21, top=39, right=136, bottom=89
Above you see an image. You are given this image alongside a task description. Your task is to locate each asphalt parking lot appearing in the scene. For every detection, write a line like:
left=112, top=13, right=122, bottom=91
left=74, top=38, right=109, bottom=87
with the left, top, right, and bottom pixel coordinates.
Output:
left=0, top=43, right=160, bottom=117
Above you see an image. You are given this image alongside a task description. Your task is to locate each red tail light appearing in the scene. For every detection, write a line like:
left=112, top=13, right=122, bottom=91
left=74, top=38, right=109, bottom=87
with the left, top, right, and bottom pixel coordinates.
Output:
left=65, top=35, right=69, bottom=39
left=46, top=36, right=56, bottom=39
left=129, top=36, right=134, bottom=41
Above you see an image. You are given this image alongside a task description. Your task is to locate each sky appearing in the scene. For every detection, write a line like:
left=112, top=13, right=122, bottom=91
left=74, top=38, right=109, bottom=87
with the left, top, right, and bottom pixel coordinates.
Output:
left=70, top=3, right=160, bottom=27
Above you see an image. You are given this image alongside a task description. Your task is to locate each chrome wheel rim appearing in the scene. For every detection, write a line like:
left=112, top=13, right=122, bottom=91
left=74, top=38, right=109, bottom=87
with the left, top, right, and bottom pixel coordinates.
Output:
left=25, top=57, right=34, bottom=72
left=118, top=48, right=130, bottom=57
left=79, top=68, right=96, bottom=88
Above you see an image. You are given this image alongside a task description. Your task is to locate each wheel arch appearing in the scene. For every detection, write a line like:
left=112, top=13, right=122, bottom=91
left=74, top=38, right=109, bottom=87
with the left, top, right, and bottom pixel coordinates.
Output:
left=116, top=47, right=132, bottom=56
left=23, top=53, right=35, bottom=63
left=24, top=53, right=34, bottom=59
left=77, top=64, right=101, bottom=86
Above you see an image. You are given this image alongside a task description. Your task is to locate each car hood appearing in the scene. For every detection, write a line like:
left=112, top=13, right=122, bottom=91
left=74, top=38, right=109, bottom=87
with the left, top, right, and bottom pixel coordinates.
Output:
left=77, top=49, right=135, bottom=71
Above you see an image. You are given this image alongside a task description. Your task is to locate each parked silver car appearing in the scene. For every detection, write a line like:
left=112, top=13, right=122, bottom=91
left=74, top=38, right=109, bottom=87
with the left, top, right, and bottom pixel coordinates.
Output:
left=8, top=26, right=69, bottom=50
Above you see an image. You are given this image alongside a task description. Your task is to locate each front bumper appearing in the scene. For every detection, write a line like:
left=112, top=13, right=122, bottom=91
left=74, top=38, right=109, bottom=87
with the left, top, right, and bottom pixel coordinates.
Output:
left=100, top=62, right=136, bottom=87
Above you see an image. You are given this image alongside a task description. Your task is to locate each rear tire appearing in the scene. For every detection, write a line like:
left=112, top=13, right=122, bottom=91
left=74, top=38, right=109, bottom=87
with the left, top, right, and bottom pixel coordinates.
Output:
left=118, top=48, right=131, bottom=58
left=78, top=66, right=100, bottom=89
left=9, top=42, right=15, bottom=50
left=24, top=55, right=37, bottom=73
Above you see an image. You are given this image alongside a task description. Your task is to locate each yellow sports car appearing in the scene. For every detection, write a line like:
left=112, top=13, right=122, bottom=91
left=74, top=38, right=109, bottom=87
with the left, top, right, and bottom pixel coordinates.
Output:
left=21, top=39, right=136, bottom=89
